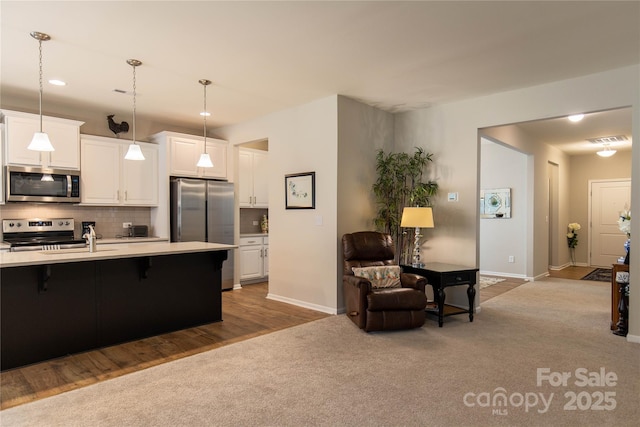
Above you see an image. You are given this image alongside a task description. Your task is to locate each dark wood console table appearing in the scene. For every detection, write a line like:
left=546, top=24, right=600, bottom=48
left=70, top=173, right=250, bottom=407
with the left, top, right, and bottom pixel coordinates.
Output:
left=402, top=263, right=479, bottom=327
left=611, top=263, right=629, bottom=331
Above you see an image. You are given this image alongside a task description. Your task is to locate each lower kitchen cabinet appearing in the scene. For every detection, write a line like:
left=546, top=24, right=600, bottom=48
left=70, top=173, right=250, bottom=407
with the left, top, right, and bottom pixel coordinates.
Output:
left=0, top=262, right=98, bottom=369
left=239, top=235, right=268, bottom=282
left=0, top=251, right=226, bottom=370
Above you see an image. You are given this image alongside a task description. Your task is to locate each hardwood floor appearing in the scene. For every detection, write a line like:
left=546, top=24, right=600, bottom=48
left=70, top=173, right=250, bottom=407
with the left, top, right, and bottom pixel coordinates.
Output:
left=548, top=265, right=595, bottom=280
left=479, top=266, right=596, bottom=303
left=479, top=275, right=528, bottom=303
left=0, top=267, right=594, bottom=410
left=0, top=282, right=329, bottom=410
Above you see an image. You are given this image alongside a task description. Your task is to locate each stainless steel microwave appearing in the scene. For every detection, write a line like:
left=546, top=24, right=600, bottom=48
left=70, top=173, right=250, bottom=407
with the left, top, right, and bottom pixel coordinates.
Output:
left=6, top=165, right=81, bottom=203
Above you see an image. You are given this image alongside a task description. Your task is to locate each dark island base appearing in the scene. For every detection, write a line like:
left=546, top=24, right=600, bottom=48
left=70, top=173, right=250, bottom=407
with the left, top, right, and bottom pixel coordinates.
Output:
left=1, top=251, right=226, bottom=371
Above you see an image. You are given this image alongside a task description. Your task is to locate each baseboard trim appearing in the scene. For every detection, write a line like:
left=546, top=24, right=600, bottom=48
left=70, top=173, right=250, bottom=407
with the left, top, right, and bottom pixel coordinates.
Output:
left=549, top=262, right=589, bottom=271
left=479, top=270, right=527, bottom=279
left=626, top=334, right=640, bottom=344
left=266, top=293, right=337, bottom=315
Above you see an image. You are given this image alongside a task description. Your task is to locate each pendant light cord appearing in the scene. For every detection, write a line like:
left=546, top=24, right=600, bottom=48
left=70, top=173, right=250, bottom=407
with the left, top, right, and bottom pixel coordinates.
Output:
left=38, top=39, right=44, bottom=133
left=132, top=64, right=137, bottom=144
left=203, top=83, right=207, bottom=153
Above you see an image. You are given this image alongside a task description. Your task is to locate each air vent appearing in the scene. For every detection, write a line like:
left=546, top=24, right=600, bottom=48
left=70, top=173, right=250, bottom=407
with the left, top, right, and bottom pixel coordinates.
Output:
left=587, top=135, right=628, bottom=144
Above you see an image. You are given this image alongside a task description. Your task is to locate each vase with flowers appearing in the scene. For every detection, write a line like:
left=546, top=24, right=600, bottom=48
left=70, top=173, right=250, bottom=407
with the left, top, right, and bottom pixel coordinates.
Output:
left=618, top=208, right=631, bottom=264
left=566, top=222, right=581, bottom=266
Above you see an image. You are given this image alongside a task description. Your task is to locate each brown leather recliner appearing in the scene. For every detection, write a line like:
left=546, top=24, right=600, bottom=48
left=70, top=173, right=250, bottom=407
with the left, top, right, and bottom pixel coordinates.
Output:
left=342, top=231, right=428, bottom=332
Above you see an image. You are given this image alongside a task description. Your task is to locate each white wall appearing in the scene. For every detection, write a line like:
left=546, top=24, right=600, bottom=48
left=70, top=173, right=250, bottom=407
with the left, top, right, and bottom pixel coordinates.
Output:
left=393, top=65, right=639, bottom=340
left=479, top=139, right=527, bottom=278
left=215, top=95, right=395, bottom=314
left=480, top=123, right=571, bottom=277
left=215, top=95, right=340, bottom=314
left=569, top=151, right=632, bottom=265
left=336, top=96, right=395, bottom=311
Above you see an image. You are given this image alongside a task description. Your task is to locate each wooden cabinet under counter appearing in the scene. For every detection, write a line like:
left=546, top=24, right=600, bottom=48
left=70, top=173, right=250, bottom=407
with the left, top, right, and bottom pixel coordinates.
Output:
left=0, top=242, right=233, bottom=370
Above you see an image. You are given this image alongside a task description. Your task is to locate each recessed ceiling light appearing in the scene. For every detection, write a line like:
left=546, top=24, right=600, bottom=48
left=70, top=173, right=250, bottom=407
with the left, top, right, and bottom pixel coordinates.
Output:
left=568, top=114, right=584, bottom=122
left=200, top=112, right=211, bottom=117
left=48, top=79, right=66, bottom=86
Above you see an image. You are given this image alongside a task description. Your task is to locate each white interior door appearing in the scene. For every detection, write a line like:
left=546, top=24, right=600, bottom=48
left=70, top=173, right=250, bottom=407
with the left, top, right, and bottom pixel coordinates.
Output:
left=590, top=180, right=630, bottom=267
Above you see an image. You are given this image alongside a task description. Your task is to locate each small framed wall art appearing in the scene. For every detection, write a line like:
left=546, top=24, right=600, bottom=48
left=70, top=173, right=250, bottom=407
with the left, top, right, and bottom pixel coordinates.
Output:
left=285, top=172, right=316, bottom=209
left=480, top=188, right=511, bottom=218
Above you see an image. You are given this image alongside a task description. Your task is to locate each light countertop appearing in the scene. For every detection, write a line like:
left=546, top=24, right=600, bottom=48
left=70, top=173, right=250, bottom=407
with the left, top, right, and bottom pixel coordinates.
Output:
left=240, top=233, right=269, bottom=237
left=0, top=241, right=236, bottom=268
left=97, top=237, right=168, bottom=244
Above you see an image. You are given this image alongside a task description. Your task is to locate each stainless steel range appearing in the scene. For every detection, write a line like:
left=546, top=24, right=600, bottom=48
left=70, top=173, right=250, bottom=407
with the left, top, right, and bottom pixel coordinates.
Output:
left=2, top=218, right=87, bottom=252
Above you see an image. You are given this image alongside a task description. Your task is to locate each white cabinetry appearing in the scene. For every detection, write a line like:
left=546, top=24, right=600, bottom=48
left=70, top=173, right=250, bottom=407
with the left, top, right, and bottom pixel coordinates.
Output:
left=150, top=131, right=227, bottom=180
left=239, top=236, right=269, bottom=281
left=80, top=135, right=158, bottom=206
left=239, top=148, right=268, bottom=208
left=0, top=124, right=4, bottom=204
left=1, top=109, right=83, bottom=169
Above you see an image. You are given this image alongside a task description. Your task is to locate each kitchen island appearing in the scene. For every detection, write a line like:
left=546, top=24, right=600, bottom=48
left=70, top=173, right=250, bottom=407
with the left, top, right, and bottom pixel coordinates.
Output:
left=0, top=242, right=235, bottom=370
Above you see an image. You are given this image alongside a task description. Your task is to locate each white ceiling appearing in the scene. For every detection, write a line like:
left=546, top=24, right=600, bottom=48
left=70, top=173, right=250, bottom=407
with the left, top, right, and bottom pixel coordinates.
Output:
left=1, top=1, right=638, bottom=153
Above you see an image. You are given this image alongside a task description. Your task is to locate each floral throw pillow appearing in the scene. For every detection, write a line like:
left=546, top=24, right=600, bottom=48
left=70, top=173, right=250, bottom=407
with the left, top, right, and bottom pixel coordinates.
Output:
left=352, top=265, right=401, bottom=289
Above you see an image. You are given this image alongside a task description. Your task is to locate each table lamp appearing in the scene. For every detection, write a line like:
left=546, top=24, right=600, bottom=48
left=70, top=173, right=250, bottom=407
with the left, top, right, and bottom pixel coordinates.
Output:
left=401, top=207, right=434, bottom=267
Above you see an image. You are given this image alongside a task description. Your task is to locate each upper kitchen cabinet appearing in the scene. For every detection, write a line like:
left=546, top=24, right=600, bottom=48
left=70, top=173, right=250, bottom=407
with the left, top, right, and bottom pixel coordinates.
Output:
left=0, top=124, right=4, bottom=204
left=239, top=148, right=268, bottom=208
left=150, top=131, right=227, bottom=180
left=1, top=109, right=84, bottom=169
left=80, top=135, right=158, bottom=206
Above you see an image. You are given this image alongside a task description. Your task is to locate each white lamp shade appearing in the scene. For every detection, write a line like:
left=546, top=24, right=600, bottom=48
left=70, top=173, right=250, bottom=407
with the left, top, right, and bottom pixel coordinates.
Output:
left=196, top=153, right=214, bottom=168
left=28, top=132, right=55, bottom=152
left=401, top=207, right=434, bottom=228
left=124, top=143, right=145, bottom=160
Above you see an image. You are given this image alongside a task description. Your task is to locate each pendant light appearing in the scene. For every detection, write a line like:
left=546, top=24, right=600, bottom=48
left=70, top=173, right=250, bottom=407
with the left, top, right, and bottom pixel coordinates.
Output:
left=27, top=31, right=55, bottom=152
left=124, top=59, right=145, bottom=160
left=196, top=79, right=214, bottom=168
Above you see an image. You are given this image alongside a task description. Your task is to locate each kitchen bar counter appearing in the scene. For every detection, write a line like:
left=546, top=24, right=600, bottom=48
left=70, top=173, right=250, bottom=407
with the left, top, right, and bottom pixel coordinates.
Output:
left=1, top=241, right=235, bottom=370
left=97, top=236, right=168, bottom=244
left=0, top=241, right=235, bottom=268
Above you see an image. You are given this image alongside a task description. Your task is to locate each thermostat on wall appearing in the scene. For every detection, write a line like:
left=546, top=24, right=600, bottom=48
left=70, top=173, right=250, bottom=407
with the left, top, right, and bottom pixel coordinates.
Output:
left=447, top=192, right=459, bottom=202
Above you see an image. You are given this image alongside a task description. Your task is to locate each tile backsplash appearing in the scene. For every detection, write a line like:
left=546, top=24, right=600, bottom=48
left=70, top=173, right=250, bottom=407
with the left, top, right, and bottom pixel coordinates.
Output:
left=240, top=208, right=268, bottom=234
left=0, top=204, right=151, bottom=240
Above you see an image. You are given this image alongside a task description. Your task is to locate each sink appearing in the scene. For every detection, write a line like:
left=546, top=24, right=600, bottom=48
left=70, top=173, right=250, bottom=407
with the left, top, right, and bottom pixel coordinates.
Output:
left=40, top=248, right=116, bottom=255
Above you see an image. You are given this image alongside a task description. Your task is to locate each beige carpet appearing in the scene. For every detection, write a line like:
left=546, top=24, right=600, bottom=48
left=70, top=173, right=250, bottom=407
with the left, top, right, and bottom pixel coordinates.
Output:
left=1, top=278, right=638, bottom=426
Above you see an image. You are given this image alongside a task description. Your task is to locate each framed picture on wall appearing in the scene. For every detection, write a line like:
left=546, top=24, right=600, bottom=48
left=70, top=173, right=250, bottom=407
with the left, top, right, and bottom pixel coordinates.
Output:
left=480, top=188, right=511, bottom=218
left=285, top=172, right=316, bottom=209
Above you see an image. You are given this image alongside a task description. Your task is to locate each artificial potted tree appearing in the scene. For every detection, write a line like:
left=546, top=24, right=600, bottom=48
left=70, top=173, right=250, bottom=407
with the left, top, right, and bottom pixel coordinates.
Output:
left=372, top=147, right=438, bottom=263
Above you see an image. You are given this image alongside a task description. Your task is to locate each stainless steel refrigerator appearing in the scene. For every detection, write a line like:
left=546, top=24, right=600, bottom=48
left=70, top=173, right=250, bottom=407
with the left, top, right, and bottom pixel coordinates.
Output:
left=170, top=178, right=235, bottom=290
